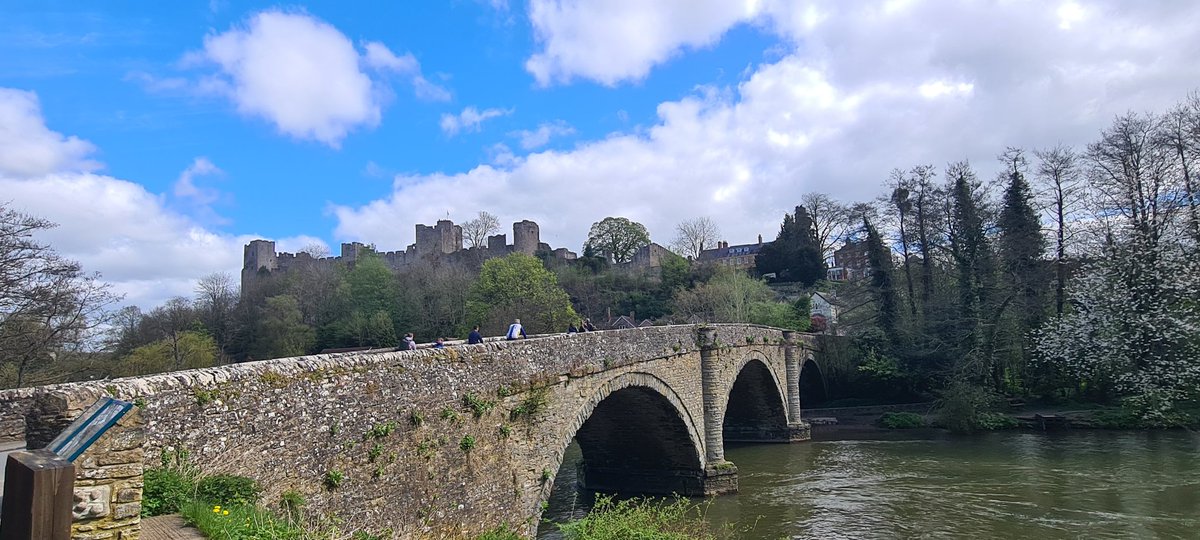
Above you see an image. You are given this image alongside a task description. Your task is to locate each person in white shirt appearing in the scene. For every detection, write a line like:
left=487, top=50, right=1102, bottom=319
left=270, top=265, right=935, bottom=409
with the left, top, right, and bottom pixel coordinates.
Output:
left=506, top=319, right=527, bottom=340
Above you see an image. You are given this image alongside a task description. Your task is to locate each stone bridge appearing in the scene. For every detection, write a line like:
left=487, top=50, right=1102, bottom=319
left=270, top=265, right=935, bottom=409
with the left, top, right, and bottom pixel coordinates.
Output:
left=0, top=324, right=824, bottom=539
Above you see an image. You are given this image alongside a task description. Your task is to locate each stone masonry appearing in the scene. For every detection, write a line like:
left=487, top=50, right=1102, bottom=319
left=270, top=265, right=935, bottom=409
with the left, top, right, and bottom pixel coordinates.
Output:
left=0, top=324, right=820, bottom=539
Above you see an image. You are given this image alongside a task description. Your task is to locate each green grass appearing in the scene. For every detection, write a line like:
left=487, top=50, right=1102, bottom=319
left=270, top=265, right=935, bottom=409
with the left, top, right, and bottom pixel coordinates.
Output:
left=181, top=501, right=304, bottom=540
left=555, top=495, right=746, bottom=540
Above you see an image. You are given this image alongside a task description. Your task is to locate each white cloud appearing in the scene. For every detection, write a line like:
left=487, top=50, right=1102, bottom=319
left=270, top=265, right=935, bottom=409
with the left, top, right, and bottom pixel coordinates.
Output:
left=0, top=88, right=100, bottom=178
left=0, top=88, right=310, bottom=309
left=525, top=0, right=761, bottom=86
left=512, top=120, right=576, bottom=150
left=334, top=1, right=1200, bottom=255
left=440, top=106, right=512, bottom=136
left=173, top=157, right=222, bottom=205
left=177, top=11, right=451, bottom=146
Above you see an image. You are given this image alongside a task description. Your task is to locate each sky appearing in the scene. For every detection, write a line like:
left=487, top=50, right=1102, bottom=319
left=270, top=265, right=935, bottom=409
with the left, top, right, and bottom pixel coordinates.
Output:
left=2, top=0, right=1200, bottom=309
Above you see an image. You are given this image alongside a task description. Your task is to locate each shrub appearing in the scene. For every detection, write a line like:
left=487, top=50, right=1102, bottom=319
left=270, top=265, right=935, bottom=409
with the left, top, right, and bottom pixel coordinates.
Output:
left=196, top=474, right=261, bottom=507
left=463, top=393, right=496, bottom=418
left=460, top=435, right=476, bottom=452
left=936, top=381, right=996, bottom=433
left=324, top=470, right=344, bottom=491
left=878, top=412, right=925, bottom=429
left=976, top=412, right=1019, bottom=430
left=279, top=490, right=306, bottom=522
left=510, top=388, right=549, bottom=421
left=142, top=468, right=195, bottom=516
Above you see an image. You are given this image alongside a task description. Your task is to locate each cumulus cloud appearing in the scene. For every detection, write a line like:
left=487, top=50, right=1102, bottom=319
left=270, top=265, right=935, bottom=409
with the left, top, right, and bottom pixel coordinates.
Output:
left=334, top=1, right=1200, bottom=254
left=0, top=88, right=100, bottom=178
left=0, top=87, right=308, bottom=309
left=440, top=106, right=513, bottom=136
left=512, top=120, right=575, bottom=150
left=176, top=10, right=448, bottom=147
left=525, top=0, right=759, bottom=86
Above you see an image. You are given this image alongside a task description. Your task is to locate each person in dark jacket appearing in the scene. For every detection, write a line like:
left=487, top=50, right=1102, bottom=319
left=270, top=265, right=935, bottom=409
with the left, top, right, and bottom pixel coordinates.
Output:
left=468, top=326, right=484, bottom=344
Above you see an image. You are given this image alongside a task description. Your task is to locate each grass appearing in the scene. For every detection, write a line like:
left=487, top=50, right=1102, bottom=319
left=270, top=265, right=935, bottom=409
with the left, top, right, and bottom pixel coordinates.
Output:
left=554, top=495, right=748, bottom=540
left=182, top=501, right=304, bottom=540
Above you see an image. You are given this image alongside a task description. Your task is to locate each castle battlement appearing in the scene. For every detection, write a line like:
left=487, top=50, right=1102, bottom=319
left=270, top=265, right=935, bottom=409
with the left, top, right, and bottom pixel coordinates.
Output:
left=241, top=219, right=576, bottom=293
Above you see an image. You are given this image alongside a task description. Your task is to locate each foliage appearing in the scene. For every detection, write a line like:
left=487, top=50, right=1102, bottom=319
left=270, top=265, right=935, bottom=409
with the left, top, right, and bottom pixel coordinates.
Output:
left=583, top=217, right=651, bottom=264
left=510, top=387, right=550, bottom=420
left=323, top=470, right=344, bottom=490
left=878, top=412, right=925, bottom=429
left=114, top=330, right=218, bottom=377
left=975, top=412, right=1019, bottom=430
left=460, top=435, right=476, bottom=451
left=672, top=269, right=773, bottom=323
left=279, top=490, right=306, bottom=522
left=196, top=474, right=262, bottom=507
left=936, top=381, right=997, bottom=433
left=756, top=205, right=826, bottom=287
left=0, top=206, right=119, bottom=389
left=259, top=295, right=315, bottom=358
left=556, top=494, right=745, bottom=540
left=473, top=525, right=523, bottom=540
left=467, top=253, right=577, bottom=334
left=143, top=468, right=195, bottom=517
left=181, top=501, right=304, bottom=540
left=463, top=392, right=496, bottom=418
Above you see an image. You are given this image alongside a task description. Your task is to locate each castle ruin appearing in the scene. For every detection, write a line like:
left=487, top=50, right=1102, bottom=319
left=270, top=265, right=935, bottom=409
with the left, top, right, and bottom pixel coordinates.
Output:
left=241, top=219, right=576, bottom=293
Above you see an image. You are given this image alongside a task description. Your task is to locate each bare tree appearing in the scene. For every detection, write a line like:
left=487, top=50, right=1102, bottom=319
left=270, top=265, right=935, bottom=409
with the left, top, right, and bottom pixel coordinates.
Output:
left=670, top=217, right=721, bottom=259
left=461, top=211, right=501, bottom=249
left=886, top=169, right=918, bottom=316
left=1157, top=97, right=1200, bottom=243
left=195, top=272, right=237, bottom=361
left=800, top=192, right=851, bottom=261
left=0, top=206, right=119, bottom=387
left=1034, top=145, right=1086, bottom=315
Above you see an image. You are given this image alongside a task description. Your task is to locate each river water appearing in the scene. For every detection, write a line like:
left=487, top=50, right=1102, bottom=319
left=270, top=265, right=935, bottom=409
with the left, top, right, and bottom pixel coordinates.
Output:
left=537, top=430, right=1200, bottom=539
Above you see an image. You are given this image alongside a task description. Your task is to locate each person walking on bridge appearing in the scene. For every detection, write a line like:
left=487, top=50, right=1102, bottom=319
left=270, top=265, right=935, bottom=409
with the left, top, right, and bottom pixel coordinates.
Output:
left=506, top=319, right=527, bottom=340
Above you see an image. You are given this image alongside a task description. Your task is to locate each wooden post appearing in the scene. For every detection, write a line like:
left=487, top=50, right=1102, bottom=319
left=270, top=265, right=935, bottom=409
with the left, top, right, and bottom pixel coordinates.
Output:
left=0, top=450, right=74, bottom=540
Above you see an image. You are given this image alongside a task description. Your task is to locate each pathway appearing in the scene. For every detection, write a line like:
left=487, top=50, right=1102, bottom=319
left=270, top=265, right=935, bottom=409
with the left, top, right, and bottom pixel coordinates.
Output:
left=141, top=515, right=205, bottom=540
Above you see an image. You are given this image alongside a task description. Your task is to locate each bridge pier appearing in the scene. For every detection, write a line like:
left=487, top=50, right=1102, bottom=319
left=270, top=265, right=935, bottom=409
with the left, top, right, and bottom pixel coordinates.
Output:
left=699, top=327, right=739, bottom=494
left=783, top=330, right=812, bottom=442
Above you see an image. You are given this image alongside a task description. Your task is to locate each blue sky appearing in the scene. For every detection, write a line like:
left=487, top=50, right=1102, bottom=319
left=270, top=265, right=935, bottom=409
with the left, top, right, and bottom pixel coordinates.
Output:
left=3, top=1, right=1200, bottom=308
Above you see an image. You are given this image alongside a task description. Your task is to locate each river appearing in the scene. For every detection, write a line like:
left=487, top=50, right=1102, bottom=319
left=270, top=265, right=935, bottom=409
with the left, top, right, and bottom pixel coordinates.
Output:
left=537, top=430, right=1200, bottom=539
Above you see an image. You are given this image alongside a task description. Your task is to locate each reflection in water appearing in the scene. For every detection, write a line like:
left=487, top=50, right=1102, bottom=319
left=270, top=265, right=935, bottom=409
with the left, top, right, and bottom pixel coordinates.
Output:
left=538, top=432, right=1200, bottom=539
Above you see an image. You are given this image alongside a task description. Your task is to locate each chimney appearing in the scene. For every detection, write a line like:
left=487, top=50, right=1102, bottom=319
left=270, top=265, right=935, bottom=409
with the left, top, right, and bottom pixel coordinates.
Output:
left=757, top=234, right=762, bottom=245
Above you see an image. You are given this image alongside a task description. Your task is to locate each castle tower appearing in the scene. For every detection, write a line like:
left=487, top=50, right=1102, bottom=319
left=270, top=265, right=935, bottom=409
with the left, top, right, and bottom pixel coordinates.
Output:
left=435, top=220, right=463, bottom=254
left=241, top=240, right=277, bottom=294
left=513, top=220, right=539, bottom=255
left=341, top=242, right=367, bottom=265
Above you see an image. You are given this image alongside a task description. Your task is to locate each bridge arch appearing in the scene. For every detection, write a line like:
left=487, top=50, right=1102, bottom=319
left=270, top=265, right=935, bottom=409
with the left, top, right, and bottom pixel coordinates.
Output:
left=541, top=371, right=706, bottom=508
left=721, top=355, right=791, bottom=443
left=798, top=352, right=828, bottom=408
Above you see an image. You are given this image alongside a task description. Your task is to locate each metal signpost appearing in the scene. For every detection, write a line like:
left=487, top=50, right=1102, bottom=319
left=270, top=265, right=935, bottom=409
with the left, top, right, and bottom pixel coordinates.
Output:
left=0, top=397, right=133, bottom=540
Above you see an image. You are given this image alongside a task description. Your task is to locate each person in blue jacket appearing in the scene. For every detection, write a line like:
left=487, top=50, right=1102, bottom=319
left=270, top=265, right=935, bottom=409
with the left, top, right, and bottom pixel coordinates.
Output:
left=468, top=325, right=484, bottom=344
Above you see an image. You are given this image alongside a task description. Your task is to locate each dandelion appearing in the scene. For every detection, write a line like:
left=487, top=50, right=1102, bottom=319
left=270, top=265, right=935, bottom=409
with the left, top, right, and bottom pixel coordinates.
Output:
left=212, top=505, right=221, bottom=513
left=223, top=510, right=229, bottom=515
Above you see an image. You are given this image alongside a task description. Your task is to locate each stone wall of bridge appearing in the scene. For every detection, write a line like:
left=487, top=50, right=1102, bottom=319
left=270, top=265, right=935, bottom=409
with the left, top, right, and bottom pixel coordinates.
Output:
left=0, top=324, right=817, bottom=539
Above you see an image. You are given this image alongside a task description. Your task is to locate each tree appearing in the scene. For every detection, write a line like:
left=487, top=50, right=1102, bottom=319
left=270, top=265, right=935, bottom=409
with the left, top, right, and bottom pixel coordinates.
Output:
left=800, top=192, right=851, bottom=261
left=755, top=206, right=826, bottom=287
left=461, top=211, right=501, bottom=249
left=945, top=161, right=997, bottom=385
left=195, top=272, right=237, bottom=362
left=670, top=217, right=720, bottom=259
left=583, top=217, right=651, bottom=264
left=259, top=295, right=315, bottom=359
left=1034, top=145, right=1085, bottom=316
left=996, top=148, right=1046, bottom=328
left=467, top=253, right=577, bottom=334
left=672, top=269, right=774, bottom=323
left=864, top=217, right=899, bottom=340
left=886, top=169, right=919, bottom=316
left=114, top=330, right=217, bottom=377
left=908, top=165, right=941, bottom=308
left=1, top=206, right=119, bottom=388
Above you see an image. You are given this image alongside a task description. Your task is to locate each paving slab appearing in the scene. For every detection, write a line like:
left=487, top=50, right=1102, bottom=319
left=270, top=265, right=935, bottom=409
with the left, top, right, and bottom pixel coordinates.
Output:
left=142, top=514, right=206, bottom=540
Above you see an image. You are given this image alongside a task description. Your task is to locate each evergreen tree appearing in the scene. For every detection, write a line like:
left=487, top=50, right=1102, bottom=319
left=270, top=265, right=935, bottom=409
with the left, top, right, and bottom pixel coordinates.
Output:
left=946, top=162, right=996, bottom=385
left=996, top=149, right=1047, bottom=332
left=864, top=217, right=899, bottom=341
left=756, top=205, right=826, bottom=287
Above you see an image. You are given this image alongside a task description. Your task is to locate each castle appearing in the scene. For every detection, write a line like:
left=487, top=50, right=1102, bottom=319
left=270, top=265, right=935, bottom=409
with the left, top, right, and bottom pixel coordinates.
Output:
left=241, top=219, right=577, bottom=293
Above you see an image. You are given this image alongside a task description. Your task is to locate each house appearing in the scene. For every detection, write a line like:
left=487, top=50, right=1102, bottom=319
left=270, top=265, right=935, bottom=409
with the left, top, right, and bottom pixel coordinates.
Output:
left=827, top=240, right=870, bottom=281
left=697, top=235, right=769, bottom=270
left=810, top=291, right=838, bottom=321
